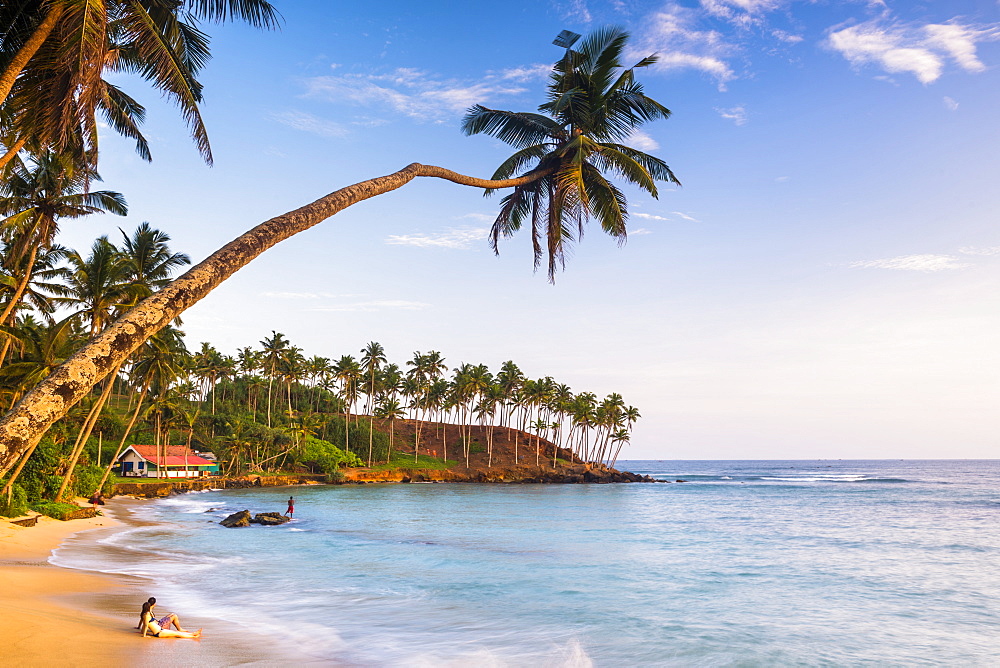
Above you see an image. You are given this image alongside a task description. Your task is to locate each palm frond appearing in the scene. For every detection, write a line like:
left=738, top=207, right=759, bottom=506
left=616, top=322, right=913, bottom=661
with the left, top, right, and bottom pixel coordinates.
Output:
left=462, top=106, right=562, bottom=148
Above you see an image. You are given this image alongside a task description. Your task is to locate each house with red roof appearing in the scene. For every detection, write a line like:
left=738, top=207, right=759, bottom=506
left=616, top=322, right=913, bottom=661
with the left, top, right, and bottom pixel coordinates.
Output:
left=115, top=445, right=219, bottom=478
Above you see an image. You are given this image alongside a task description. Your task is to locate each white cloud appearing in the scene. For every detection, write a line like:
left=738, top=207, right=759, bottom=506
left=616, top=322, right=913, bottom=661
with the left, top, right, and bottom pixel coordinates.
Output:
left=716, top=105, right=748, bottom=125
left=827, top=20, right=1000, bottom=84
left=627, top=129, right=660, bottom=151
left=848, top=254, right=970, bottom=272
left=271, top=111, right=349, bottom=138
left=559, top=0, right=592, bottom=23
left=630, top=227, right=654, bottom=235
left=385, top=227, right=488, bottom=249
left=639, top=4, right=736, bottom=88
left=309, top=300, right=430, bottom=312
left=771, top=29, right=804, bottom=44
left=671, top=211, right=700, bottom=222
left=959, top=246, right=1000, bottom=256
left=775, top=176, right=790, bottom=182
left=632, top=211, right=700, bottom=223
left=943, top=96, right=959, bottom=110
left=456, top=213, right=494, bottom=222
left=303, top=68, right=526, bottom=121
left=500, top=64, right=552, bottom=82
left=701, top=0, right=784, bottom=28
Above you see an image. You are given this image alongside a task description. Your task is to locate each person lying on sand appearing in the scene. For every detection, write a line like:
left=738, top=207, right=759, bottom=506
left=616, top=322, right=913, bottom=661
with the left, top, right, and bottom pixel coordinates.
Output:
left=138, top=598, right=202, bottom=639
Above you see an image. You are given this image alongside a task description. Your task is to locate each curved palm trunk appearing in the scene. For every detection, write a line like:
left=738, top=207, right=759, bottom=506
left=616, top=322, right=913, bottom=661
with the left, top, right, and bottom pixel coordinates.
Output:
left=0, top=163, right=547, bottom=476
left=0, top=243, right=40, bottom=332
left=0, top=6, right=65, bottom=121
left=96, top=384, right=149, bottom=490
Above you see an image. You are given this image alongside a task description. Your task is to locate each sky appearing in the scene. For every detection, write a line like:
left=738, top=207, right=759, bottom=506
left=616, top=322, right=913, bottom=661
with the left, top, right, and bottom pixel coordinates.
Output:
left=61, top=0, right=1000, bottom=459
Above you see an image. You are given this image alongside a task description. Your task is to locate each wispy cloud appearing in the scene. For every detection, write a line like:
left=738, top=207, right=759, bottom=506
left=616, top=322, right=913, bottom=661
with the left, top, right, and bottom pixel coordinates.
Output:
left=639, top=4, right=736, bottom=89
left=302, top=68, right=527, bottom=121
left=630, top=227, right=654, bottom=235
left=848, top=254, right=970, bottom=271
left=456, top=213, right=494, bottom=223
left=627, top=129, right=660, bottom=151
left=827, top=20, right=1000, bottom=84
left=385, top=227, right=488, bottom=249
left=309, top=300, right=430, bottom=312
left=271, top=111, right=349, bottom=138
left=943, top=96, right=959, bottom=111
left=558, top=0, right=592, bottom=23
left=716, top=105, right=748, bottom=125
left=499, top=64, right=552, bottom=82
left=633, top=211, right=700, bottom=223
left=959, top=246, right=1000, bottom=256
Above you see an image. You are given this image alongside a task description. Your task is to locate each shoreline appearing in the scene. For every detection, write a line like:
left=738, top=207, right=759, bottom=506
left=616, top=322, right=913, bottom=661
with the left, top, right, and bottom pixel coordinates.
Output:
left=1, top=497, right=321, bottom=667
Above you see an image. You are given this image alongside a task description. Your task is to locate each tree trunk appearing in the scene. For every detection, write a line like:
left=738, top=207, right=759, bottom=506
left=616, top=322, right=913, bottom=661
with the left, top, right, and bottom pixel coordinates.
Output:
left=0, top=6, right=64, bottom=111
left=96, top=384, right=148, bottom=490
left=0, top=137, right=28, bottom=172
left=54, top=371, right=116, bottom=501
left=0, top=243, right=40, bottom=332
left=0, top=163, right=548, bottom=476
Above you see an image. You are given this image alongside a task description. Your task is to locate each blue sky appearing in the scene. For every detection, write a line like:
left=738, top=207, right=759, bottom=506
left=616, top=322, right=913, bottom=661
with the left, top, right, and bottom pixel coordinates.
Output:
left=67, top=0, right=1000, bottom=458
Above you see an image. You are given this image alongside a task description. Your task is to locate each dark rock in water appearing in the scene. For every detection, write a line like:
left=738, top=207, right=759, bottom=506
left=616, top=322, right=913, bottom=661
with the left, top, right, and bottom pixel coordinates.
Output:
left=675, top=479, right=688, bottom=483
left=251, top=512, right=290, bottom=526
left=220, top=510, right=251, bottom=527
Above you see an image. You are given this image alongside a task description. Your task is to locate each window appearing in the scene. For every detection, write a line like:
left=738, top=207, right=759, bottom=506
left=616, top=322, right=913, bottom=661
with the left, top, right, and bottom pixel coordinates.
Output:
left=138, top=461, right=144, bottom=470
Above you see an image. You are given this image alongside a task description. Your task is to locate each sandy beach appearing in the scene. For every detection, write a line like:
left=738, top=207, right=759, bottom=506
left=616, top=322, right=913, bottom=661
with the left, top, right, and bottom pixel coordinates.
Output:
left=1, top=498, right=319, bottom=667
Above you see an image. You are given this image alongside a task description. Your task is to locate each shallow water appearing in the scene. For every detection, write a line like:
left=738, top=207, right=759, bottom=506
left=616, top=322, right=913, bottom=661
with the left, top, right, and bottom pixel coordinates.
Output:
left=55, top=460, right=1000, bottom=666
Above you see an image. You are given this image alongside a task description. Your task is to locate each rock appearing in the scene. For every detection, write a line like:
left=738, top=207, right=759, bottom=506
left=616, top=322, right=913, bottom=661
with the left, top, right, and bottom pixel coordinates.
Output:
left=675, top=479, right=688, bottom=483
left=220, top=510, right=251, bottom=527
left=251, top=512, right=290, bottom=526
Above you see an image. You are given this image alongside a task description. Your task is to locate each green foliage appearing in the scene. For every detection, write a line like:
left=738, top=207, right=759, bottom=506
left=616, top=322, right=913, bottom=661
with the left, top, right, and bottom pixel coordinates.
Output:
left=372, top=452, right=457, bottom=471
left=70, top=464, right=108, bottom=498
left=31, top=501, right=82, bottom=521
left=0, top=485, right=29, bottom=517
left=296, top=436, right=362, bottom=474
left=17, top=439, right=62, bottom=501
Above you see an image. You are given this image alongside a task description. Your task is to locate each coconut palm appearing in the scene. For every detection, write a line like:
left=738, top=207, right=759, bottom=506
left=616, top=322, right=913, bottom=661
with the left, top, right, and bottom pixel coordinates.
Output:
left=0, top=27, right=674, bottom=475
left=0, top=152, right=126, bottom=331
left=258, top=330, right=287, bottom=427
left=462, top=27, right=679, bottom=280
left=360, top=341, right=385, bottom=466
left=118, top=222, right=191, bottom=301
left=0, top=0, right=280, bottom=169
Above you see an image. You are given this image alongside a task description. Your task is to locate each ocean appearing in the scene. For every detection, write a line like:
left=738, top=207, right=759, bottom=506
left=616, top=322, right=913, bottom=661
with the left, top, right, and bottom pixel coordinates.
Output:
left=54, top=460, right=1000, bottom=666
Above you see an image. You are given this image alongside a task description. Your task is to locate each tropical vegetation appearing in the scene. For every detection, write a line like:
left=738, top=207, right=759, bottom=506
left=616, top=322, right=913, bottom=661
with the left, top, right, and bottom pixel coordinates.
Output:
left=0, top=19, right=670, bottom=508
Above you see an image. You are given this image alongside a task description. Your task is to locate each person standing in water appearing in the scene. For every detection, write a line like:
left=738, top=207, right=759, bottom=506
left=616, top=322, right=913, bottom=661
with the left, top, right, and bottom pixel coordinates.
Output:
left=286, top=496, right=294, bottom=518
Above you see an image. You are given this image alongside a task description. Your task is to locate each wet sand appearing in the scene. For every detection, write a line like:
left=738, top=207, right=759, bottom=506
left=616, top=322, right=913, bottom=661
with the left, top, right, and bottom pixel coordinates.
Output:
left=1, top=498, right=321, bottom=667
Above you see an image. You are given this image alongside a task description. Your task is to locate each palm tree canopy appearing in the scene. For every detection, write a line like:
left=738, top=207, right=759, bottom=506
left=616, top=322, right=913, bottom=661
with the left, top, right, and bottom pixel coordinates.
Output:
left=462, top=26, right=680, bottom=281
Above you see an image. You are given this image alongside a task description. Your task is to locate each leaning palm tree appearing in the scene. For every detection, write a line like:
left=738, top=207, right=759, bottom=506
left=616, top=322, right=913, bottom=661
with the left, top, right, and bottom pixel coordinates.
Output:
left=0, top=27, right=678, bottom=477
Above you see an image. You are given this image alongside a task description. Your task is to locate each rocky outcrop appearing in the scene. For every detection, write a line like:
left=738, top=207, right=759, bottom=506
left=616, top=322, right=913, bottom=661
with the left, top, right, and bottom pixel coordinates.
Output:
left=113, top=474, right=325, bottom=498
left=219, top=510, right=251, bottom=527
left=252, top=512, right=290, bottom=526
left=340, top=464, right=655, bottom=485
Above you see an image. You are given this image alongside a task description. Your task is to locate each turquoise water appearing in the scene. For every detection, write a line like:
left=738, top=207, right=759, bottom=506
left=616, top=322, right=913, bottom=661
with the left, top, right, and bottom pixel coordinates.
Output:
left=56, top=461, right=1000, bottom=666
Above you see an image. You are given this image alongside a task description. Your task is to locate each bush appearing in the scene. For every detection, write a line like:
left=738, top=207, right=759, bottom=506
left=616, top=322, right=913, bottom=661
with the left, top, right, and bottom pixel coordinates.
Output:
left=0, top=485, right=28, bottom=517
left=297, top=436, right=363, bottom=473
left=71, top=464, right=108, bottom=499
left=31, top=501, right=83, bottom=521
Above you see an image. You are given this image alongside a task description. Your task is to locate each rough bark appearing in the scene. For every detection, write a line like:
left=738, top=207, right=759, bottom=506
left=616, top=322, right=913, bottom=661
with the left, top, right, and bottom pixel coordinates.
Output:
left=0, top=6, right=64, bottom=108
left=0, top=163, right=549, bottom=476
left=0, top=137, right=28, bottom=172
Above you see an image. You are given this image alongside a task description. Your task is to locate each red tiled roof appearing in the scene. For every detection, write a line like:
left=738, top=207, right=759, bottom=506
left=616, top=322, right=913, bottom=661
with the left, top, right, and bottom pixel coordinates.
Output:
left=144, top=455, right=215, bottom=467
left=127, top=445, right=214, bottom=467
